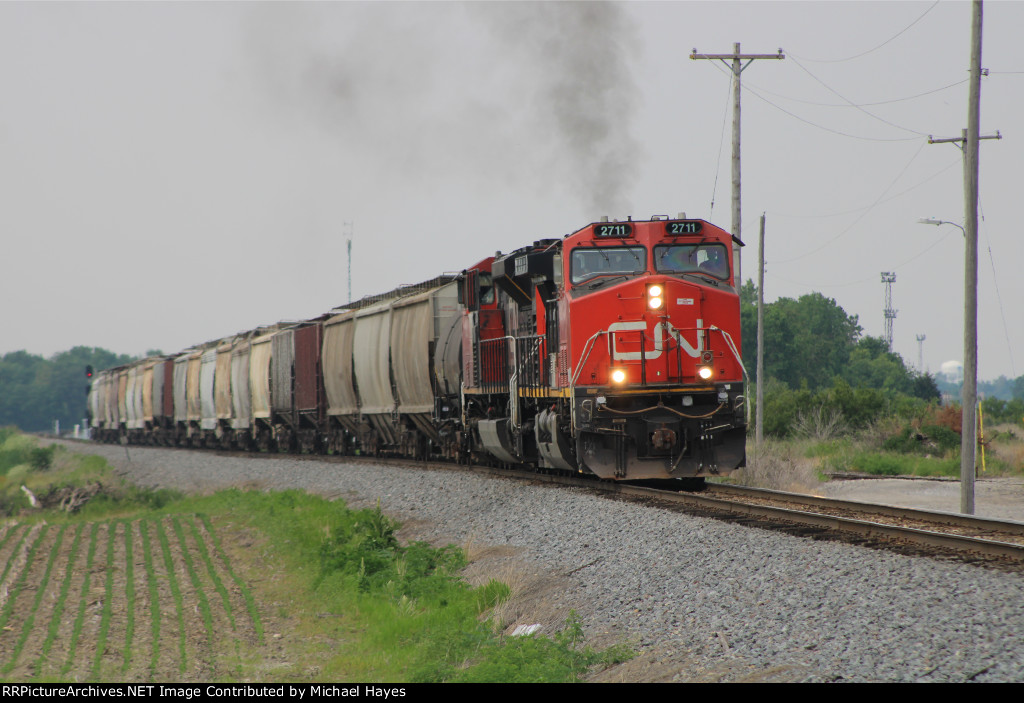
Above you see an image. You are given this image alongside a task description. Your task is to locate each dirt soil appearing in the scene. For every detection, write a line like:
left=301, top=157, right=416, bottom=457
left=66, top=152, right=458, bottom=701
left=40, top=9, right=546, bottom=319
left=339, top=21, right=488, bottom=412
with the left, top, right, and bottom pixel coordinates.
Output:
left=0, top=513, right=275, bottom=682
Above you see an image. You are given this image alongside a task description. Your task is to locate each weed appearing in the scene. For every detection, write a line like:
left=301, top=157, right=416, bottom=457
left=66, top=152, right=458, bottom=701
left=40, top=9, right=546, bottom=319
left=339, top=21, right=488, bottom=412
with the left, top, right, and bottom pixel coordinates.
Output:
left=792, top=405, right=847, bottom=441
left=882, top=424, right=960, bottom=456
left=445, top=612, right=634, bottom=683
left=823, top=450, right=959, bottom=478
left=29, top=446, right=55, bottom=471
left=734, top=440, right=821, bottom=492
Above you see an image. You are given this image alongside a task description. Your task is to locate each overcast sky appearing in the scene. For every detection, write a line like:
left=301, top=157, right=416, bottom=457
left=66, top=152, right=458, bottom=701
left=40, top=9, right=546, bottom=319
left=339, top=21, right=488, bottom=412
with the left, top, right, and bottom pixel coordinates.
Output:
left=2, top=1, right=1021, bottom=381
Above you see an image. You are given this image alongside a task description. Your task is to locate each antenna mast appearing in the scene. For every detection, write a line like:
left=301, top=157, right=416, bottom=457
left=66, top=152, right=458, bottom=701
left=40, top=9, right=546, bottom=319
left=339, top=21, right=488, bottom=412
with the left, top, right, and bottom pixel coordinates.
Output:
left=881, top=272, right=897, bottom=351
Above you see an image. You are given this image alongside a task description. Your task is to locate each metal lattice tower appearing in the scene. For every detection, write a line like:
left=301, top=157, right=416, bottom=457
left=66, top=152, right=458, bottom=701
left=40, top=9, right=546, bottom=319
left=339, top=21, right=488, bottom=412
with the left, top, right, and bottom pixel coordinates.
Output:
left=343, top=221, right=354, bottom=303
left=916, top=334, right=926, bottom=371
left=881, top=272, right=897, bottom=350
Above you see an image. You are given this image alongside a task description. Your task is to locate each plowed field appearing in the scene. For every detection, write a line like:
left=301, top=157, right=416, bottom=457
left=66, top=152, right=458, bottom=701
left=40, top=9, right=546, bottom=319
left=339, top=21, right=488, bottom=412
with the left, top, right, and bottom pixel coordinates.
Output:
left=0, top=515, right=263, bottom=681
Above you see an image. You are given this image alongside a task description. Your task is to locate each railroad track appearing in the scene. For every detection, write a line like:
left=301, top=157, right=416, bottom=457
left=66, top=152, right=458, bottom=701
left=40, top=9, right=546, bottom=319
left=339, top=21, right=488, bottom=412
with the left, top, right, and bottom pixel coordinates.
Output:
left=50, top=437, right=1024, bottom=566
left=460, top=464, right=1024, bottom=565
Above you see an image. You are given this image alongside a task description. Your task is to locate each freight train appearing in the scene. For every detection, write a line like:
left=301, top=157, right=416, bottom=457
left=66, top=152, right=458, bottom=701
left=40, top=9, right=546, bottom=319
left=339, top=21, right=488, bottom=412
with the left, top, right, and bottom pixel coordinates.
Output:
left=88, top=216, right=748, bottom=482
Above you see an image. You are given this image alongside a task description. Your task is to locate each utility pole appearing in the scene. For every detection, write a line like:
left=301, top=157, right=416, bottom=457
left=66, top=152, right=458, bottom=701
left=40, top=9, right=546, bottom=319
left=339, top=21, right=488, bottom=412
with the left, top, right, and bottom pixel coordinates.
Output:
left=756, top=213, right=765, bottom=447
left=691, top=44, right=784, bottom=284
left=881, top=272, right=897, bottom=351
left=927, top=0, right=1001, bottom=515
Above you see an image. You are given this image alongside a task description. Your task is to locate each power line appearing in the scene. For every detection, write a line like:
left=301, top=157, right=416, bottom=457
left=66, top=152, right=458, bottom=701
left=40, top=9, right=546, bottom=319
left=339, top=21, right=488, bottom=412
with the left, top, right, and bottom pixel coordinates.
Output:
left=773, top=157, right=961, bottom=219
left=979, top=201, right=1016, bottom=377
left=985, top=240, right=1016, bottom=378
left=708, top=74, right=733, bottom=218
left=788, top=1, right=940, bottom=64
left=728, top=77, right=968, bottom=109
left=787, top=54, right=931, bottom=137
left=774, top=141, right=927, bottom=264
left=691, top=43, right=786, bottom=285
left=766, top=226, right=955, bottom=291
left=718, top=64, right=920, bottom=143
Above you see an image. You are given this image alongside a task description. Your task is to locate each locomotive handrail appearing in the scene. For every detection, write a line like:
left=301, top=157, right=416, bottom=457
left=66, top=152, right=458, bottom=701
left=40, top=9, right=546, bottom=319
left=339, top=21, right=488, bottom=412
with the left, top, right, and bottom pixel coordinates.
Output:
left=709, top=325, right=750, bottom=425
left=570, top=330, right=607, bottom=387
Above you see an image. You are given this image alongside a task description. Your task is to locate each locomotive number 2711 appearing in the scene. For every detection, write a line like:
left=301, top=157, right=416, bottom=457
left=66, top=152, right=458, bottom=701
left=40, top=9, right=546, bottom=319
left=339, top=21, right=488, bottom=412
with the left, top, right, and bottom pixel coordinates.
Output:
left=595, top=223, right=632, bottom=238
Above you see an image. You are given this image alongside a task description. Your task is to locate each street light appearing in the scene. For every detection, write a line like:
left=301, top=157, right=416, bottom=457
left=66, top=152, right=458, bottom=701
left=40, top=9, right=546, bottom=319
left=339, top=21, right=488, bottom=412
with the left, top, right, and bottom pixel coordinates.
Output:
left=917, top=215, right=976, bottom=515
left=918, top=218, right=965, bottom=234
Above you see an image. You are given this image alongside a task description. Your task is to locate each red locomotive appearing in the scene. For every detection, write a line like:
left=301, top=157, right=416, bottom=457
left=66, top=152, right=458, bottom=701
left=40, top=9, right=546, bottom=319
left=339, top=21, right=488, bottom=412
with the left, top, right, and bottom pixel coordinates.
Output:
left=89, top=216, right=747, bottom=483
left=458, top=216, right=747, bottom=480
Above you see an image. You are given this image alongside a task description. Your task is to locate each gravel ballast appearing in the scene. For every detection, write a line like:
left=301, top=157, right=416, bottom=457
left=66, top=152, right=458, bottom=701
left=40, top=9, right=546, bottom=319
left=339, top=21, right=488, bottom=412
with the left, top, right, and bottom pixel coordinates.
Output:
left=52, top=441, right=1024, bottom=682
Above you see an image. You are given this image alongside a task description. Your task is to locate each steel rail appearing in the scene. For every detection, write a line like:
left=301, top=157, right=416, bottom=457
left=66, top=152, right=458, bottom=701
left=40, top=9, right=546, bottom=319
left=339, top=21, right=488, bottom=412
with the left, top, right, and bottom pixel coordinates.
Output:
left=470, top=466, right=1024, bottom=561
left=708, top=482, right=1024, bottom=536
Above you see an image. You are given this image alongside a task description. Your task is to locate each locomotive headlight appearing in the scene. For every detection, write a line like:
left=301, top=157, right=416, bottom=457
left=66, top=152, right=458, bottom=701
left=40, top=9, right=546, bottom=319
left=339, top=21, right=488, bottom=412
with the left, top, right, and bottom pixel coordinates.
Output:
left=698, top=365, right=714, bottom=380
left=611, top=368, right=627, bottom=384
left=647, top=284, right=664, bottom=310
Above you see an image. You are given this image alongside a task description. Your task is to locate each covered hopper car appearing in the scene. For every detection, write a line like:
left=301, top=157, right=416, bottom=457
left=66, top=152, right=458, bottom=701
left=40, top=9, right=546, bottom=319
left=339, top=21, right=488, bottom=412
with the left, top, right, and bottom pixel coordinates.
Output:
left=89, top=217, right=748, bottom=482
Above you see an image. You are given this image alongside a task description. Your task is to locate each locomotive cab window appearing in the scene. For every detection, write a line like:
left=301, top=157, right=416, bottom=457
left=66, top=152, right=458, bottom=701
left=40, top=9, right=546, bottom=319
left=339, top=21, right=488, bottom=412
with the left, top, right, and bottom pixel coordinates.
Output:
left=654, top=244, right=730, bottom=281
left=479, top=272, right=495, bottom=305
left=570, top=246, right=647, bottom=285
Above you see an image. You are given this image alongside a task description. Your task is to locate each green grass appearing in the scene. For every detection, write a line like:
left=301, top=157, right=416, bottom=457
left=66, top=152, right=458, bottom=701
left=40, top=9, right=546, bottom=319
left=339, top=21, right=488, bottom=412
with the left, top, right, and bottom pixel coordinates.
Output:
left=819, top=448, right=960, bottom=477
left=0, top=432, right=632, bottom=683
left=173, top=489, right=633, bottom=682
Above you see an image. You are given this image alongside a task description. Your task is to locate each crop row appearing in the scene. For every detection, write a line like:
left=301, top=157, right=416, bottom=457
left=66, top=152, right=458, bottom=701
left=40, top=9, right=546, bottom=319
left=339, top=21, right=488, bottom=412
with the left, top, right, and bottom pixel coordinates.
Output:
left=0, top=515, right=262, bottom=681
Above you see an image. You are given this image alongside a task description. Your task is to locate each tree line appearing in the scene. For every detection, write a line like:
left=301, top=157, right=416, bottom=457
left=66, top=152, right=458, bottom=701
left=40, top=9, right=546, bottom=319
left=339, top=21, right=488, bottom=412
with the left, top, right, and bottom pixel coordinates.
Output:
left=739, top=281, right=1024, bottom=436
left=0, top=347, right=136, bottom=433
left=3, top=285, right=1022, bottom=437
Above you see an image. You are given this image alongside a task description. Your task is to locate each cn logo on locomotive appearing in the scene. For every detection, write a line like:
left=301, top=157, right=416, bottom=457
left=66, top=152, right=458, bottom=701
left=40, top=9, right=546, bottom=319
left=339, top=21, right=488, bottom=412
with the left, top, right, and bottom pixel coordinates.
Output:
left=607, top=319, right=704, bottom=361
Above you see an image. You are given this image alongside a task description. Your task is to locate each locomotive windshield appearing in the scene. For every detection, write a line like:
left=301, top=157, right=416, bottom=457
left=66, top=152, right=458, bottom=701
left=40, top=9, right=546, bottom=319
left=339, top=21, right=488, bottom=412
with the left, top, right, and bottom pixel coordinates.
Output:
left=654, top=244, right=730, bottom=281
left=570, top=246, right=646, bottom=284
